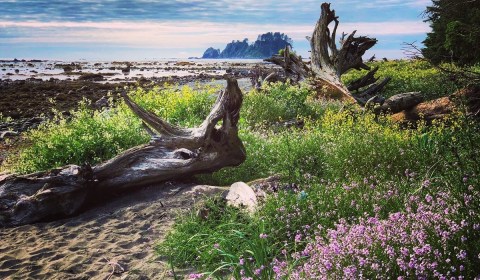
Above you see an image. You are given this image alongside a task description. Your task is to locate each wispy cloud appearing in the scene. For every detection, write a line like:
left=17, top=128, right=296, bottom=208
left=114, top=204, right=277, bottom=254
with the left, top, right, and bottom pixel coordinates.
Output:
left=0, top=0, right=429, bottom=23
left=0, top=20, right=429, bottom=46
left=0, top=0, right=430, bottom=59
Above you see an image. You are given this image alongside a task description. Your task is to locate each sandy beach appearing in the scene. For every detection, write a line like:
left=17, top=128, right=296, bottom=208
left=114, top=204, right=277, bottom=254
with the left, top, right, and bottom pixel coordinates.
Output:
left=0, top=182, right=226, bottom=279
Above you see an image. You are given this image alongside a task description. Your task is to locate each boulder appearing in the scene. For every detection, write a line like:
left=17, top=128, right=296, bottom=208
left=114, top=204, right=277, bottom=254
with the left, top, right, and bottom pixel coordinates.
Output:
left=20, top=117, right=44, bottom=131
left=223, top=182, right=257, bottom=213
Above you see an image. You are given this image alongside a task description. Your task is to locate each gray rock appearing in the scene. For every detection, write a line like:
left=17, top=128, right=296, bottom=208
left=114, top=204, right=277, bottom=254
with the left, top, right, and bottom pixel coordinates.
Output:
left=224, top=182, right=257, bottom=213
left=21, top=117, right=44, bottom=131
left=95, top=96, right=109, bottom=109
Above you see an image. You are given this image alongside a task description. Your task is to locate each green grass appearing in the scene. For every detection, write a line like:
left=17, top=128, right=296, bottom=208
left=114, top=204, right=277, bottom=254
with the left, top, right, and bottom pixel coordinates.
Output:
left=342, top=59, right=461, bottom=99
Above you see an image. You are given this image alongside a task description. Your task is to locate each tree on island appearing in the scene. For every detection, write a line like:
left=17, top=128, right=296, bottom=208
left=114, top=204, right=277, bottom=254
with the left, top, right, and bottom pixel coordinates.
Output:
left=202, top=32, right=292, bottom=59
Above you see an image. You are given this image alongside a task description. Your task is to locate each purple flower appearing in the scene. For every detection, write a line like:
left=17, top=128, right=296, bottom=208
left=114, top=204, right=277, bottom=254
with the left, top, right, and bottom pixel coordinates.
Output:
left=254, top=268, right=262, bottom=276
left=422, top=180, right=431, bottom=188
left=213, top=243, right=220, bottom=249
left=457, top=250, right=467, bottom=260
left=188, top=273, right=203, bottom=279
left=259, top=233, right=268, bottom=239
left=295, top=233, right=302, bottom=242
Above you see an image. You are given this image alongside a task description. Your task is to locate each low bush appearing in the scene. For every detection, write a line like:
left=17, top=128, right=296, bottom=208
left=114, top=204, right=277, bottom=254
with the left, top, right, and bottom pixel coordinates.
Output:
left=4, top=83, right=219, bottom=174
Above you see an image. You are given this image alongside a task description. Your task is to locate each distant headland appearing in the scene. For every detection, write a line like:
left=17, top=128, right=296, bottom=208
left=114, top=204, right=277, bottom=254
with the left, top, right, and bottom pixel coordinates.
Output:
left=202, top=32, right=292, bottom=59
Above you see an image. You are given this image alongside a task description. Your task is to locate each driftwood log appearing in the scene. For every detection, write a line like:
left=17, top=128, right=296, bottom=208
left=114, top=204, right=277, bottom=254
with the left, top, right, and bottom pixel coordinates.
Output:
left=265, top=2, right=423, bottom=112
left=0, top=77, right=246, bottom=226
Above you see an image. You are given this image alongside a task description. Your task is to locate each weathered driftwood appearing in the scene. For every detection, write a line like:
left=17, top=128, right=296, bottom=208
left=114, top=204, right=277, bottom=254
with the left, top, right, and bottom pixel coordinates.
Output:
left=265, top=46, right=311, bottom=83
left=250, top=66, right=284, bottom=90
left=264, top=3, right=391, bottom=105
left=374, top=92, right=424, bottom=114
left=264, top=3, right=430, bottom=109
left=0, top=77, right=246, bottom=226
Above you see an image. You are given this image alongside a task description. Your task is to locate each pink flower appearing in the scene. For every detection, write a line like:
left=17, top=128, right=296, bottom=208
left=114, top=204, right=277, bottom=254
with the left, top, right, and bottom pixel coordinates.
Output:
left=188, top=273, right=203, bottom=279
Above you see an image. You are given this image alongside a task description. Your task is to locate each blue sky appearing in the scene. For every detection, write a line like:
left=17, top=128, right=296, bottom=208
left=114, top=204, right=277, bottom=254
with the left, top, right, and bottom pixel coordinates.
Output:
left=0, top=0, right=431, bottom=60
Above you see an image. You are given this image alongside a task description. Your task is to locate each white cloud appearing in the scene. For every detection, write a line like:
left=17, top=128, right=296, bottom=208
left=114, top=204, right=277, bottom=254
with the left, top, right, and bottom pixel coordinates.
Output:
left=0, top=20, right=430, bottom=46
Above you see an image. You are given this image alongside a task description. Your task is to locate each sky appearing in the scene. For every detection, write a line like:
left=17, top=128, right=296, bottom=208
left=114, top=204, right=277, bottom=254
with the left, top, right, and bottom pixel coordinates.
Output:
left=0, top=0, right=432, bottom=60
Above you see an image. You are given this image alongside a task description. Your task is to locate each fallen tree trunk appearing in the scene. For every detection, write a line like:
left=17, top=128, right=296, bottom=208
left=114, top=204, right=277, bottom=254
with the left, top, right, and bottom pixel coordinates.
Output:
left=391, top=85, right=480, bottom=124
left=0, top=77, right=246, bottom=227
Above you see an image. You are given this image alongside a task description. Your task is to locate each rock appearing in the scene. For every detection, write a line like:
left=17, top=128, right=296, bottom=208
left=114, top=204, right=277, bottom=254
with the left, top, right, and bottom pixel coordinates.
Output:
left=248, top=174, right=281, bottom=195
left=202, top=47, right=221, bottom=59
left=174, top=61, right=195, bottom=67
left=78, top=73, right=104, bottom=81
left=21, top=117, right=44, bottom=131
left=121, top=66, right=130, bottom=73
left=0, top=130, right=18, bottom=140
left=95, top=96, right=109, bottom=109
left=223, top=182, right=257, bottom=213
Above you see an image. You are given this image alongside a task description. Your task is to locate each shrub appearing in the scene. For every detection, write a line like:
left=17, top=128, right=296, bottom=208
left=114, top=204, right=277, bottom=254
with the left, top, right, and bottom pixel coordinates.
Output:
left=342, top=60, right=459, bottom=100
left=4, top=83, right=219, bottom=174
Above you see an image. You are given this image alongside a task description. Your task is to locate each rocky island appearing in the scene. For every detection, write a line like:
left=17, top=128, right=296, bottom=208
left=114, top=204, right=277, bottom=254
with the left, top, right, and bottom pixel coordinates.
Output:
left=202, top=32, right=292, bottom=59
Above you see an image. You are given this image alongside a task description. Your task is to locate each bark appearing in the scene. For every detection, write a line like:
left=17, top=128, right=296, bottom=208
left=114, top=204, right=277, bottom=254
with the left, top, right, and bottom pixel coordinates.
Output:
left=391, top=85, right=480, bottom=123
left=0, top=77, right=246, bottom=227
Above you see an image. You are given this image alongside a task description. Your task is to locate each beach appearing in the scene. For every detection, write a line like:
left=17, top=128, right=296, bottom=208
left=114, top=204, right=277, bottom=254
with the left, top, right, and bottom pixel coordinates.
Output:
left=0, top=182, right=226, bottom=279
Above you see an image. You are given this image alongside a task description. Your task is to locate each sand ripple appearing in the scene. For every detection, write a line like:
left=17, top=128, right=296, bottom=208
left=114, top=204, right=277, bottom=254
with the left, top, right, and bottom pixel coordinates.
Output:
left=0, top=183, right=223, bottom=279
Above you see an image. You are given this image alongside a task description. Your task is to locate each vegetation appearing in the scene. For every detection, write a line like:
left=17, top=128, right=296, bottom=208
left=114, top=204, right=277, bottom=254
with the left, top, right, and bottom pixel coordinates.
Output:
left=202, top=32, right=292, bottom=59
left=2, top=84, right=219, bottom=174
left=423, top=0, right=480, bottom=65
left=2, top=60, right=480, bottom=279
left=342, top=60, right=461, bottom=99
